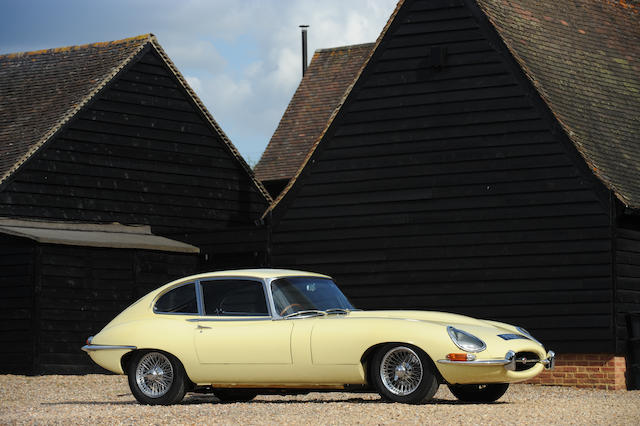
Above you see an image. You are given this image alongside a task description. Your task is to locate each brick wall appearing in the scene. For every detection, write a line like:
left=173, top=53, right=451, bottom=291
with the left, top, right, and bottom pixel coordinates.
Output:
left=526, top=353, right=627, bottom=390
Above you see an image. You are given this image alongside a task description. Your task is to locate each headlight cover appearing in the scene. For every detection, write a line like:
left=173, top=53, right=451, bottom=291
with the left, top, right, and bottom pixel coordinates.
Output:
left=516, top=326, right=542, bottom=345
left=447, top=326, right=486, bottom=352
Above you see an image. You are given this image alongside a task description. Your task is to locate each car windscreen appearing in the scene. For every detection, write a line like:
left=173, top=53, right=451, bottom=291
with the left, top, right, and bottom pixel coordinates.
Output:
left=270, top=277, right=354, bottom=316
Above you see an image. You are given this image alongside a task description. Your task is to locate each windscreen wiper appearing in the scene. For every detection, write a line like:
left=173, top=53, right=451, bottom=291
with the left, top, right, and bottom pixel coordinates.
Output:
left=324, top=308, right=351, bottom=315
left=284, top=310, right=327, bottom=319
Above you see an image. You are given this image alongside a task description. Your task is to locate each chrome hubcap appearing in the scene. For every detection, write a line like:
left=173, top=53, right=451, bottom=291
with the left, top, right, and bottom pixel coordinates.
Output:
left=380, top=346, right=423, bottom=396
left=135, top=352, right=174, bottom=398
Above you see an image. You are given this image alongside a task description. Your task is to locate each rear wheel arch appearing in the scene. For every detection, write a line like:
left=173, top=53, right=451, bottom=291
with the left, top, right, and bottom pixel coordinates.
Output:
left=121, top=349, right=195, bottom=390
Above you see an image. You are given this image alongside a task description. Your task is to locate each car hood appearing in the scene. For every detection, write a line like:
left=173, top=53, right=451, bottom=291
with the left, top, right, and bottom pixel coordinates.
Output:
left=347, top=310, right=514, bottom=333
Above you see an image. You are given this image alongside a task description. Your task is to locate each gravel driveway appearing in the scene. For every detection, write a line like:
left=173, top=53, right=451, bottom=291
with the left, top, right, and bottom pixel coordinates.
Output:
left=1, top=374, right=639, bottom=425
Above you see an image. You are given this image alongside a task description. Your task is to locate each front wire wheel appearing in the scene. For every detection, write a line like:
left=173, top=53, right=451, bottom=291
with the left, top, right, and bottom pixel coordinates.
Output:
left=448, top=383, right=509, bottom=403
left=372, top=344, right=439, bottom=404
left=127, top=351, right=187, bottom=405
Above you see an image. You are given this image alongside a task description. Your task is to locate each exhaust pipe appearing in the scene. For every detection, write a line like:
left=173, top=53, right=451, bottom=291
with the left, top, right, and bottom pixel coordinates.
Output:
left=299, top=25, right=309, bottom=76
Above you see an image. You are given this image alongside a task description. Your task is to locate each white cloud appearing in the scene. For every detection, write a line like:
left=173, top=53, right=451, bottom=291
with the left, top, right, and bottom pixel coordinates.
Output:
left=163, top=39, right=227, bottom=73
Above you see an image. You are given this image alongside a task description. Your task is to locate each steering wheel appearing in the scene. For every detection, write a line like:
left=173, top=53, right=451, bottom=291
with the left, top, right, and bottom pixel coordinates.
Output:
left=279, top=303, right=302, bottom=316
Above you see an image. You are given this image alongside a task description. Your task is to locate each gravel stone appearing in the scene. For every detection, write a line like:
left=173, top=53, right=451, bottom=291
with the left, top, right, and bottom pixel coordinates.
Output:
left=1, top=374, right=639, bottom=425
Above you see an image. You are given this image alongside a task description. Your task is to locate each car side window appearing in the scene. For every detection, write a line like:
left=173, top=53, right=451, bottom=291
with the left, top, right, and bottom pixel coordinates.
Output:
left=201, top=280, right=268, bottom=316
left=154, top=283, right=198, bottom=314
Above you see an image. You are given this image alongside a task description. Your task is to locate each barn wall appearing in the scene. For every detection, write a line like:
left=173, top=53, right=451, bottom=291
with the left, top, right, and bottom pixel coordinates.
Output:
left=0, top=235, right=35, bottom=373
left=35, top=245, right=197, bottom=374
left=0, top=48, right=268, bottom=263
left=616, top=227, right=640, bottom=353
left=271, top=0, right=613, bottom=353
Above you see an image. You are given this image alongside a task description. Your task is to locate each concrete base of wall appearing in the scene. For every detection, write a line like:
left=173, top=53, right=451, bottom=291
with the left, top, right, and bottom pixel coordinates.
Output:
left=525, top=353, right=627, bottom=390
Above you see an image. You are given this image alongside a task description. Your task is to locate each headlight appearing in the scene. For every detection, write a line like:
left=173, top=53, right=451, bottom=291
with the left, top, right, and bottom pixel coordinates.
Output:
left=447, top=326, right=486, bottom=352
left=516, top=326, right=542, bottom=345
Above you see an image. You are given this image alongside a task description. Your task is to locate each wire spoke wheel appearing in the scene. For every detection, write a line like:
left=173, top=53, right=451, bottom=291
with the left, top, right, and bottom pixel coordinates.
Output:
left=380, top=346, right=424, bottom=396
left=135, top=352, right=174, bottom=398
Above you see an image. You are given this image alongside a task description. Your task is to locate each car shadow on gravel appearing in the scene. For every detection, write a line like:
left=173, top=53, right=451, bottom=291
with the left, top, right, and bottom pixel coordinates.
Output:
left=41, top=401, right=138, bottom=406
left=39, top=396, right=507, bottom=406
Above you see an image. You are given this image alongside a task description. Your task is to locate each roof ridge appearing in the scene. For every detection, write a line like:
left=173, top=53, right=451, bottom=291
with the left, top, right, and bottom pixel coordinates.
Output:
left=0, top=33, right=153, bottom=58
left=148, top=38, right=273, bottom=203
left=315, top=42, right=377, bottom=53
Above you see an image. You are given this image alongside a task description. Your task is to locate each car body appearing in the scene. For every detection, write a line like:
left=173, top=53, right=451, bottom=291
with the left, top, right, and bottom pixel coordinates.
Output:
left=83, top=269, right=554, bottom=405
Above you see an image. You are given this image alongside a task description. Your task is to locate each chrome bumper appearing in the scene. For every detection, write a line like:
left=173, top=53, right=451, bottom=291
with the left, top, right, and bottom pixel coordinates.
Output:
left=81, top=336, right=136, bottom=353
left=81, top=344, right=137, bottom=352
left=438, top=350, right=555, bottom=370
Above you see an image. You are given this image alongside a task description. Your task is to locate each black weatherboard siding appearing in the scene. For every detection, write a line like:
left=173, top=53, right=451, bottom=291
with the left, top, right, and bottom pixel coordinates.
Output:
left=270, top=0, right=614, bottom=353
left=0, top=235, right=35, bottom=373
left=616, top=228, right=640, bottom=353
left=35, top=245, right=197, bottom=374
left=0, top=35, right=270, bottom=373
left=0, top=47, right=269, bottom=263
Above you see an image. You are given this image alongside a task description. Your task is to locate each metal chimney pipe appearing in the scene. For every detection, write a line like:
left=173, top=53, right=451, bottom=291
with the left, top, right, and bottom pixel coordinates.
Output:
left=300, top=25, right=309, bottom=76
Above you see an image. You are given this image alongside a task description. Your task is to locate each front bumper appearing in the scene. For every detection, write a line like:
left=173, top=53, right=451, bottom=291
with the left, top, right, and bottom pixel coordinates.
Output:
left=438, top=350, right=555, bottom=370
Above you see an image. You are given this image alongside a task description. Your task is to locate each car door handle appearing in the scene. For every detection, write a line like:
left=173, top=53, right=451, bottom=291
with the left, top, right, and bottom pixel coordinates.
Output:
left=196, top=324, right=212, bottom=329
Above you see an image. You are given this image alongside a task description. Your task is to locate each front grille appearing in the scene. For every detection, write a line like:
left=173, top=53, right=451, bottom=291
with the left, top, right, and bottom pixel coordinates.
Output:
left=515, top=352, right=540, bottom=371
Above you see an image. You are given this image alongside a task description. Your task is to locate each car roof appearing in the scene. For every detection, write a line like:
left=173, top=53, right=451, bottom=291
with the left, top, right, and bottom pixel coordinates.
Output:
left=166, top=268, right=331, bottom=285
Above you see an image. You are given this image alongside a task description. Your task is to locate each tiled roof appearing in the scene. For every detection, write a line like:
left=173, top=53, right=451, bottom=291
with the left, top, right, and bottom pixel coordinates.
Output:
left=254, top=43, right=375, bottom=183
left=0, top=34, right=271, bottom=201
left=477, top=0, right=640, bottom=208
left=0, top=35, right=150, bottom=186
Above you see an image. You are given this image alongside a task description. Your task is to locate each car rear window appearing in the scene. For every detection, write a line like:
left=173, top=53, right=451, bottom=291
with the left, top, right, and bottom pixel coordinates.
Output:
left=154, top=283, right=198, bottom=314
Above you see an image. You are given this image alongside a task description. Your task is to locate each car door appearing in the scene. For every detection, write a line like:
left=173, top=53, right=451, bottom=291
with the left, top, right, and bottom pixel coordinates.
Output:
left=193, top=279, right=292, bottom=365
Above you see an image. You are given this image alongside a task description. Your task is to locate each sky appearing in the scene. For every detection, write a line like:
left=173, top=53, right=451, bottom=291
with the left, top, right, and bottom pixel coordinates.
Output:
left=0, top=0, right=398, bottom=166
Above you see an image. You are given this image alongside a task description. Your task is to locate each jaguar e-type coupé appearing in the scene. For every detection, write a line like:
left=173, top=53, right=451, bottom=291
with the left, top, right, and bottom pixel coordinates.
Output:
left=82, top=269, right=554, bottom=405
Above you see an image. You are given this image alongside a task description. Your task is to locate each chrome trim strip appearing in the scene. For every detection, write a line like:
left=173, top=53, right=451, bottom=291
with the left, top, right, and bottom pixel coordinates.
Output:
left=438, top=350, right=515, bottom=367
left=186, top=317, right=272, bottom=322
left=263, top=277, right=278, bottom=319
left=195, top=279, right=205, bottom=315
left=81, top=344, right=136, bottom=353
left=437, top=358, right=512, bottom=366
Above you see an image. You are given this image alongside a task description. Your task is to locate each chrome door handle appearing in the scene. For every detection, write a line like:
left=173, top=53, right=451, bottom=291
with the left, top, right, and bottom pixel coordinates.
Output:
left=197, top=324, right=212, bottom=329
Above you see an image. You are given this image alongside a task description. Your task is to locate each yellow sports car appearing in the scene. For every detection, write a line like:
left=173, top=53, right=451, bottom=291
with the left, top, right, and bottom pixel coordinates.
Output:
left=82, top=269, right=554, bottom=405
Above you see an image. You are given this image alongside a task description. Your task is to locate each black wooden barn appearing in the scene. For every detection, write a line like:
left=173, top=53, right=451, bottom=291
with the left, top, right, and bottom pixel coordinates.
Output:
left=265, top=0, right=640, bottom=365
left=0, top=34, right=270, bottom=373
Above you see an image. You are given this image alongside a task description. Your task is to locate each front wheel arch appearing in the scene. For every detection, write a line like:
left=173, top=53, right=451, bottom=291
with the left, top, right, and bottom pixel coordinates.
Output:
left=370, top=343, right=440, bottom=404
left=361, top=342, right=443, bottom=387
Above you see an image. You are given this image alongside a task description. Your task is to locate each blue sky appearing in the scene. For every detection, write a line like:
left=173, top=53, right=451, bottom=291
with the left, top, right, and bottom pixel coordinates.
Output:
left=0, top=0, right=397, bottom=165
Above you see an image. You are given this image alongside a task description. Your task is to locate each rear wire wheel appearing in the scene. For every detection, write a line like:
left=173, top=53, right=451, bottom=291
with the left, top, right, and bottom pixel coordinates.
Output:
left=372, top=344, right=439, bottom=404
left=127, top=351, right=187, bottom=405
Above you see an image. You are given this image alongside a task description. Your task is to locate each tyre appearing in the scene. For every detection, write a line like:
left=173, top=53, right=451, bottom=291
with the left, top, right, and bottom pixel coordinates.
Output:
left=371, top=344, right=439, bottom=404
left=214, top=389, right=258, bottom=403
left=127, top=351, right=187, bottom=405
left=448, top=383, right=509, bottom=403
